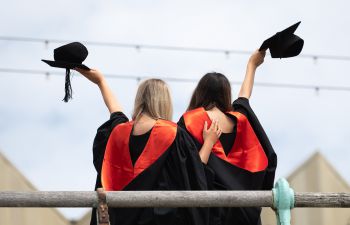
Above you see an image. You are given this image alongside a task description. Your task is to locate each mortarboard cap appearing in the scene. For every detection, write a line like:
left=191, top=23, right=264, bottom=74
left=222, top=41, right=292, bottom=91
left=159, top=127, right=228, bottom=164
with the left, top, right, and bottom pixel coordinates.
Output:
left=42, top=42, right=90, bottom=102
left=259, top=21, right=304, bottom=58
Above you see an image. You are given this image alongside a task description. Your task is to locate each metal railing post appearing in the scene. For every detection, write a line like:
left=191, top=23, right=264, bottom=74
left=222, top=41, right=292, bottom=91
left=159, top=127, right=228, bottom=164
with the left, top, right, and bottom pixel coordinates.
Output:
left=96, top=188, right=110, bottom=225
left=273, top=178, right=295, bottom=225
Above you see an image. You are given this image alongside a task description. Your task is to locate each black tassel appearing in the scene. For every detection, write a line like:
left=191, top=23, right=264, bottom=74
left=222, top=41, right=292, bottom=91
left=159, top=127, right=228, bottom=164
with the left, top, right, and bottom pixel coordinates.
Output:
left=63, top=68, right=73, bottom=102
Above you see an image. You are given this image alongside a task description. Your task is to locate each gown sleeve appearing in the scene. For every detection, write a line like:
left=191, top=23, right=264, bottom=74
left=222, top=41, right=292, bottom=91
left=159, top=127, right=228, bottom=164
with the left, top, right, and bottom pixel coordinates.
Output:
left=232, top=97, right=277, bottom=190
left=146, top=127, right=209, bottom=225
left=90, top=112, right=129, bottom=225
left=177, top=116, right=216, bottom=188
left=92, top=112, right=129, bottom=173
left=164, top=127, right=208, bottom=190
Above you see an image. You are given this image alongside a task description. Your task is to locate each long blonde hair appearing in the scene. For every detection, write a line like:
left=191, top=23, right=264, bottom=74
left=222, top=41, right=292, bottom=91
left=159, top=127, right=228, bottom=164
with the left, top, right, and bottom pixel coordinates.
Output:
left=132, top=79, right=173, bottom=121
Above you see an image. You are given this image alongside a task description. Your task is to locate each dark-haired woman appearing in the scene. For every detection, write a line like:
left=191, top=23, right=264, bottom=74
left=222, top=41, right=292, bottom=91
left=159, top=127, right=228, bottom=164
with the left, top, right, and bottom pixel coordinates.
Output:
left=75, top=68, right=222, bottom=225
left=177, top=50, right=277, bottom=225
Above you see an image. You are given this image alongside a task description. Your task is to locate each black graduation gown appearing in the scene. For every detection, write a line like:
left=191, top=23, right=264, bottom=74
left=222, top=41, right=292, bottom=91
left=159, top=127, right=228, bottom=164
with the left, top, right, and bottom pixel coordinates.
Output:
left=90, top=112, right=209, bottom=225
left=177, top=97, right=277, bottom=225
left=232, top=97, right=277, bottom=190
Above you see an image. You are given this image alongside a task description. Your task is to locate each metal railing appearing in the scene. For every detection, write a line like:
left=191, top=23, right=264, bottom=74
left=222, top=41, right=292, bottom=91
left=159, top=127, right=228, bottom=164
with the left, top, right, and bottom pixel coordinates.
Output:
left=0, top=179, right=349, bottom=225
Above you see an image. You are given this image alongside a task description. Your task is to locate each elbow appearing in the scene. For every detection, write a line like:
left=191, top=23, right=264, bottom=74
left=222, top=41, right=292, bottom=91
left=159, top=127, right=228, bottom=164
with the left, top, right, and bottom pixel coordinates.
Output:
left=238, top=90, right=251, bottom=99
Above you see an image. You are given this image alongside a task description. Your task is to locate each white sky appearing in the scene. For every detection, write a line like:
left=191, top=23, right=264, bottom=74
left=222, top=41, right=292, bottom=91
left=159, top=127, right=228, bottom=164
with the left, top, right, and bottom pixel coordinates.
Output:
left=1, top=0, right=350, bottom=220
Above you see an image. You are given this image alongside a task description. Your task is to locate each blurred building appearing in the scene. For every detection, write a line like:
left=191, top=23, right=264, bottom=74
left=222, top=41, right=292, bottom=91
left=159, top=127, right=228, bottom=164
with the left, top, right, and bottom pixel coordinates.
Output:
left=74, top=211, right=92, bottom=225
left=1, top=150, right=349, bottom=225
left=0, top=151, right=70, bottom=225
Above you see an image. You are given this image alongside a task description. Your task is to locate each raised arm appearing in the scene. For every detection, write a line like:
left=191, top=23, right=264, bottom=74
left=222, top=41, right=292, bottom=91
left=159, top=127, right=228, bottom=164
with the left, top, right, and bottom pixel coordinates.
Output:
left=238, top=50, right=266, bottom=99
left=75, top=68, right=123, bottom=114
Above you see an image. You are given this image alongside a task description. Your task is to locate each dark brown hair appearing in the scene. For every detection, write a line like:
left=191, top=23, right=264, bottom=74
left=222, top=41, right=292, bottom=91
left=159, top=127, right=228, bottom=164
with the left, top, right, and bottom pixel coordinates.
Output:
left=187, top=72, right=233, bottom=112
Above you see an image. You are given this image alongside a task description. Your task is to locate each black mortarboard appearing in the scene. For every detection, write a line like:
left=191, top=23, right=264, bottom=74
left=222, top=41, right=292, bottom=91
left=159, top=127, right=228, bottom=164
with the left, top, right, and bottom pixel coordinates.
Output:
left=259, top=21, right=304, bottom=58
left=42, top=42, right=90, bottom=102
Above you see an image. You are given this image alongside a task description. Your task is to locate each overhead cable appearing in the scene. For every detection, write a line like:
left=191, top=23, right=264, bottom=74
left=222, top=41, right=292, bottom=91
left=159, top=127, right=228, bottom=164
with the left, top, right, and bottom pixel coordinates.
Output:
left=1, top=36, right=350, bottom=61
left=1, top=67, right=350, bottom=92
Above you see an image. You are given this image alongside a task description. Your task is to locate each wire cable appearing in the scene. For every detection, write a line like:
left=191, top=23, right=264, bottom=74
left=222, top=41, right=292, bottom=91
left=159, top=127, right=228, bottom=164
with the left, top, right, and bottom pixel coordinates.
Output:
left=1, top=67, right=350, bottom=92
left=1, top=36, right=350, bottom=61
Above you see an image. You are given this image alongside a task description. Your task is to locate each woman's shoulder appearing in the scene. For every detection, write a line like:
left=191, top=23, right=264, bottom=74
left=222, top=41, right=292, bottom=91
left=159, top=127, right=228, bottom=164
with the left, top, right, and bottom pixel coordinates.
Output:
left=182, top=107, right=208, bottom=124
left=232, top=97, right=252, bottom=116
left=232, top=97, right=250, bottom=107
left=157, top=118, right=177, bottom=127
left=182, top=107, right=205, bottom=117
left=110, top=111, right=129, bottom=122
left=94, top=111, right=130, bottom=142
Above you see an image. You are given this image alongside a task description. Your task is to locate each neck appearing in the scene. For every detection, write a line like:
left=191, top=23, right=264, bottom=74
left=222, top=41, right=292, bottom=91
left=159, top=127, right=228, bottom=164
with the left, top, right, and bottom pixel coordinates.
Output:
left=133, top=114, right=157, bottom=135
left=136, top=113, right=157, bottom=123
left=207, top=106, right=221, bottom=112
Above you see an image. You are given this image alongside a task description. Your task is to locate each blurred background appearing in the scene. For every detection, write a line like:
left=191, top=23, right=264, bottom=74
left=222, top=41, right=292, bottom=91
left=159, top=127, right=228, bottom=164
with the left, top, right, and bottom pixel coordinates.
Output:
left=0, top=0, right=349, bottom=224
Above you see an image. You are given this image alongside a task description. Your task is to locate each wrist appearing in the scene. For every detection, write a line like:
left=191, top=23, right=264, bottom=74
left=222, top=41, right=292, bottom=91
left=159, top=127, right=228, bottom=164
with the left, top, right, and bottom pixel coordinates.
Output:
left=247, top=62, right=258, bottom=70
left=204, top=138, right=215, bottom=148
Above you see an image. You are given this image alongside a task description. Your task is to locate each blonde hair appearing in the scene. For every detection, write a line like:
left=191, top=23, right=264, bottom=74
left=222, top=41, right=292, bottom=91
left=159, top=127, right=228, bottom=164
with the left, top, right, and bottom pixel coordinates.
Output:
left=132, top=79, right=173, bottom=121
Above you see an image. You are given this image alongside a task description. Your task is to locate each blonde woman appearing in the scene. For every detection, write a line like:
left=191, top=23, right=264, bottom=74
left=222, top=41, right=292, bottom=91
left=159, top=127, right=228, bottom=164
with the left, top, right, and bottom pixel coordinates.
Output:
left=75, top=68, right=221, bottom=225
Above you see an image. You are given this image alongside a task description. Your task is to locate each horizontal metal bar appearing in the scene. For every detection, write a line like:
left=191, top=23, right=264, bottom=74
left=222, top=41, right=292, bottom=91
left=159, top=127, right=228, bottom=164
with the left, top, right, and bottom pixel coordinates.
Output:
left=0, top=191, right=96, bottom=208
left=0, top=191, right=349, bottom=208
left=294, top=192, right=350, bottom=208
left=0, top=191, right=272, bottom=208
left=106, top=191, right=273, bottom=208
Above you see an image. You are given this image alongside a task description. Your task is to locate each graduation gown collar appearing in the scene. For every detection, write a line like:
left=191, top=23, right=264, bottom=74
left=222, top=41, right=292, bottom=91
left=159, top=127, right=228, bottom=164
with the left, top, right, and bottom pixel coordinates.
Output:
left=183, top=107, right=268, bottom=172
left=101, top=119, right=177, bottom=191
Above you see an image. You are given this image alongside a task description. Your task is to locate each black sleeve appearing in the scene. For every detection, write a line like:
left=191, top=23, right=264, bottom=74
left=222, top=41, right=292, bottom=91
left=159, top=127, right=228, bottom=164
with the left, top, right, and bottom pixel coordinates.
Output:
left=90, top=112, right=129, bottom=225
left=177, top=116, right=186, bottom=129
left=157, top=127, right=207, bottom=191
left=150, top=127, right=209, bottom=225
left=232, top=97, right=250, bottom=116
left=177, top=116, right=216, bottom=189
left=92, top=112, right=129, bottom=173
left=232, top=97, right=277, bottom=190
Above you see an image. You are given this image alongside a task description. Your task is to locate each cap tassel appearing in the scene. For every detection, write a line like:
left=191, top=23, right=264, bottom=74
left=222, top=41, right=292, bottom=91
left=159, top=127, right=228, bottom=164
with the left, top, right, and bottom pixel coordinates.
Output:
left=63, top=68, right=73, bottom=102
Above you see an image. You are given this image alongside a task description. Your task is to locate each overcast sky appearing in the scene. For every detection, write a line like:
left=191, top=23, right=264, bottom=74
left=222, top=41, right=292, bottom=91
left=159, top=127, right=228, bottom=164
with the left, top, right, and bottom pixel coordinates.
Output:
left=1, top=0, right=350, bottom=220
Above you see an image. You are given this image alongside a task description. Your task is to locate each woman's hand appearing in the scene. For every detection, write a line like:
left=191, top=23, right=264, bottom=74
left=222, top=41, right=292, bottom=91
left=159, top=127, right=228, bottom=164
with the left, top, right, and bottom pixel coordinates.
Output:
left=198, top=119, right=222, bottom=164
left=203, top=119, right=222, bottom=147
left=74, top=68, right=105, bottom=86
left=248, top=50, right=266, bottom=69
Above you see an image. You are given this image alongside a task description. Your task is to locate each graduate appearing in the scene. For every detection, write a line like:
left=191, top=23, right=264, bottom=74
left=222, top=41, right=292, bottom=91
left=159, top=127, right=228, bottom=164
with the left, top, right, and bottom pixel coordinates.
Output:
left=74, top=68, right=222, bottom=225
left=177, top=50, right=278, bottom=225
